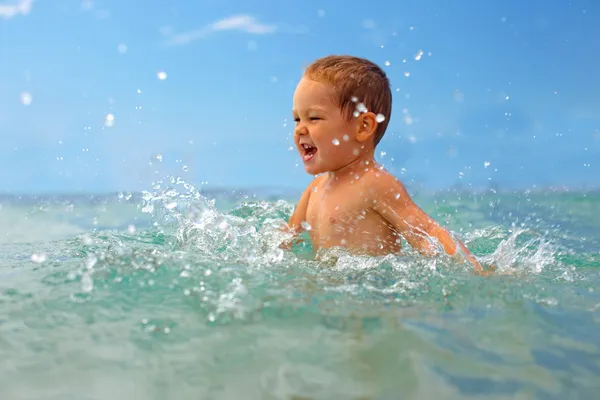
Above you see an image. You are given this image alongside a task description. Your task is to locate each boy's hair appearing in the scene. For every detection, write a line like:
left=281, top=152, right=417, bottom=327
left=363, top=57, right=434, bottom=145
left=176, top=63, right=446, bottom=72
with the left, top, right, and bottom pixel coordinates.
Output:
left=304, top=55, right=392, bottom=146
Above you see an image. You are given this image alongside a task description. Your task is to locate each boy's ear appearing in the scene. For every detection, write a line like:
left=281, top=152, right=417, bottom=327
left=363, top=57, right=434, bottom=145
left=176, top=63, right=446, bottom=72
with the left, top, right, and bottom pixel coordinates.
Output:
left=356, top=112, right=378, bottom=143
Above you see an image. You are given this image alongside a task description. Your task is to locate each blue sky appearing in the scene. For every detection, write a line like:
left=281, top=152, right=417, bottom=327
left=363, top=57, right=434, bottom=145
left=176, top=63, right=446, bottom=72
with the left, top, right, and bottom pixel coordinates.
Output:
left=0, top=0, right=598, bottom=194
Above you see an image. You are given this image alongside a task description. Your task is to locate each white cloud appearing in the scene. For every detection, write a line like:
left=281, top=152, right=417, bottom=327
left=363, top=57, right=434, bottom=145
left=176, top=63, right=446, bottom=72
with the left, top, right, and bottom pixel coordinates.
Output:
left=0, top=0, right=33, bottom=19
left=162, top=15, right=277, bottom=46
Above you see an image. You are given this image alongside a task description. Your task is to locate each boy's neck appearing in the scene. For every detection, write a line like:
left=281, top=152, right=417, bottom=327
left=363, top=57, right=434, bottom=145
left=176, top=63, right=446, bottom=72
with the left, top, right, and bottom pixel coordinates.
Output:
left=326, top=149, right=378, bottom=182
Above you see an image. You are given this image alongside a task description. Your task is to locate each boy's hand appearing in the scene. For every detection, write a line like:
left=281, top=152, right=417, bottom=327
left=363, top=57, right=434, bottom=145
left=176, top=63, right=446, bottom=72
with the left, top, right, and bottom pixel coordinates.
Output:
left=473, top=264, right=497, bottom=276
left=278, top=223, right=294, bottom=250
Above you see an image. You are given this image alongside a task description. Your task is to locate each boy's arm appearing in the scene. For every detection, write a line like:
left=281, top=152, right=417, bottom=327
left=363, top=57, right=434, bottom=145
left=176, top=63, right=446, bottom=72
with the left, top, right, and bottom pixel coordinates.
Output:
left=280, top=176, right=321, bottom=248
left=371, top=175, right=490, bottom=274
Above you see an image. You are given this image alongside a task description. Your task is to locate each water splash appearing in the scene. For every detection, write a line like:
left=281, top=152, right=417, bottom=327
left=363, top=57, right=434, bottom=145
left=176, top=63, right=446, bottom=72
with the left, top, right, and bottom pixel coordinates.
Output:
left=1, top=185, right=597, bottom=398
left=56, top=178, right=590, bottom=330
left=138, top=176, right=293, bottom=265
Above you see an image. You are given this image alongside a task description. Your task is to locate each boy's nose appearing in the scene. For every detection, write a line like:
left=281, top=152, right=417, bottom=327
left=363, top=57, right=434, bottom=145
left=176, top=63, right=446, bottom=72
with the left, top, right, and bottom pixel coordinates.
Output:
left=295, top=125, right=308, bottom=135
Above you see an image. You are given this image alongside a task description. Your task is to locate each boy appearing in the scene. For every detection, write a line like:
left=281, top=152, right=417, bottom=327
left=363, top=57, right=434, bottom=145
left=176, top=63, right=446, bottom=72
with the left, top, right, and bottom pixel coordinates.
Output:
left=284, top=55, right=493, bottom=275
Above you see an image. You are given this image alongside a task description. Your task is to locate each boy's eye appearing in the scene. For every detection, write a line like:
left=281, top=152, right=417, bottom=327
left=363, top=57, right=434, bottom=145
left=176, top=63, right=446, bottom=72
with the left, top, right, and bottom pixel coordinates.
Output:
left=293, top=118, right=300, bottom=123
left=309, top=117, right=321, bottom=121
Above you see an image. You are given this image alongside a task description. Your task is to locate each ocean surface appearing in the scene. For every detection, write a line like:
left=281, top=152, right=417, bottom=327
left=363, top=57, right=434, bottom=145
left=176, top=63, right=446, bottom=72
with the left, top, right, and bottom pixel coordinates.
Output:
left=1, top=178, right=599, bottom=400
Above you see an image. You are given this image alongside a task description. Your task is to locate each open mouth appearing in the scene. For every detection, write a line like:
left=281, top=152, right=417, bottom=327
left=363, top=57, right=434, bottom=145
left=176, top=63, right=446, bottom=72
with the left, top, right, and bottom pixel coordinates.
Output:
left=301, top=143, right=317, bottom=162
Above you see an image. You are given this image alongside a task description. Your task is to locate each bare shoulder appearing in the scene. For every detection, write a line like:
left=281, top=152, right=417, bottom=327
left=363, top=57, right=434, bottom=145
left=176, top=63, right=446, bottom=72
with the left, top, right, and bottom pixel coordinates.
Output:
left=363, top=166, right=411, bottom=204
left=300, top=174, right=327, bottom=199
left=311, top=173, right=328, bottom=190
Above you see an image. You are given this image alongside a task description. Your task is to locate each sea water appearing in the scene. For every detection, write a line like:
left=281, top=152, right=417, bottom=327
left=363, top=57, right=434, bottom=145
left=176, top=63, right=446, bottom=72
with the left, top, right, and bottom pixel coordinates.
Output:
left=0, top=178, right=599, bottom=399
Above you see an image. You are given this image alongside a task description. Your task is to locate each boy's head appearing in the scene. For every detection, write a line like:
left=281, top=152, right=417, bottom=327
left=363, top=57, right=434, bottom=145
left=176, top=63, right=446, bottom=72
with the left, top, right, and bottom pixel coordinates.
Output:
left=304, top=55, right=392, bottom=145
left=292, top=55, right=392, bottom=175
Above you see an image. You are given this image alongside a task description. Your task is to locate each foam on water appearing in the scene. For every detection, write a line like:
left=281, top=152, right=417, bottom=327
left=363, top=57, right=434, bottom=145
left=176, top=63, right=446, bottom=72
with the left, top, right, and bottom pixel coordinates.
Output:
left=1, top=179, right=599, bottom=399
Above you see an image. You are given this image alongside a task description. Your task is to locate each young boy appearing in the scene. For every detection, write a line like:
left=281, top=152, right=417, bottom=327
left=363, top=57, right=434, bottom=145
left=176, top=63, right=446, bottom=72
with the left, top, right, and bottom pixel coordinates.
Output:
left=284, top=55, right=493, bottom=275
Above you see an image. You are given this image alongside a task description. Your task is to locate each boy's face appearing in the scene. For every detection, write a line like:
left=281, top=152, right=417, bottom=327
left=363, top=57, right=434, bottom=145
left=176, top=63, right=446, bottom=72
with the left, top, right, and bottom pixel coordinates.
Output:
left=292, top=77, right=363, bottom=175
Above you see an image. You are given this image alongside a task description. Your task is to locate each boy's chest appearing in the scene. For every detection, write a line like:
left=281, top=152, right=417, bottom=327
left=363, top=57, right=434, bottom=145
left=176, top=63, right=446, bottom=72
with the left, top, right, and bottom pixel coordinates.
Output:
left=305, top=186, right=375, bottom=239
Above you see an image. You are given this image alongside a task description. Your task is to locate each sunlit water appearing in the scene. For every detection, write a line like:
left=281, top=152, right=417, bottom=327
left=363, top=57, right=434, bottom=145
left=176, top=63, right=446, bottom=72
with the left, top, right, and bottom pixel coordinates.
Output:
left=1, top=178, right=599, bottom=399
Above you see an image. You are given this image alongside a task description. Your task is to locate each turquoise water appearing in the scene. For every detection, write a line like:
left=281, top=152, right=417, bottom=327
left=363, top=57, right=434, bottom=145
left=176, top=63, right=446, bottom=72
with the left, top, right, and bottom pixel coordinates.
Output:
left=1, top=178, right=599, bottom=399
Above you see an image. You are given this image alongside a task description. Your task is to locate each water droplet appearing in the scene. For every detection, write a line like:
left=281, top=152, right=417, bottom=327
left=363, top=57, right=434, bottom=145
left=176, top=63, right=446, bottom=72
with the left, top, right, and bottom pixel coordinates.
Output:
left=128, top=225, right=136, bottom=234
left=82, top=234, right=93, bottom=245
left=505, top=95, right=510, bottom=100
left=340, top=239, right=347, bottom=245
left=31, top=253, right=47, bottom=263
left=154, top=153, right=163, bottom=162
left=207, top=313, right=216, bottom=322
left=157, top=71, right=167, bottom=80
left=183, top=165, right=189, bottom=172
left=414, top=49, right=424, bottom=61
left=380, top=151, right=386, bottom=157
left=301, top=221, right=312, bottom=231
left=164, top=327, right=171, bottom=334
left=81, top=273, right=93, bottom=293
left=117, top=43, right=128, bottom=54
left=356, top=103, right=368, bottom=113
left=484, top=161, right=491, bottom=168
left=384, top=60, right=391, bottom=66
left=395, top=193, right=401, bottom=199
left=375, top=114, right=385, bottom=123
left=351, top=96, right=358, bottom=102
left=20, top=92, right=32, bottom=106
left=204, top=269, right=212, bottom=276
left=104, top=113, right=115, bottom=127
left=404, top=72, right=411, bottom=77
left=180, top=270, right=190, bottom=278
left=288, top=146, right=294, bottom=151
left=343, top=134, right=350, bottom=141
left=332, top=138, right=340, bottom=145
left=353, top=148, right=360, bottom=156
left=85, top=256, right=97, bottom=270
left=137, top=88, right=142, bottom=94
left=165, top=202, right=177, bottom=210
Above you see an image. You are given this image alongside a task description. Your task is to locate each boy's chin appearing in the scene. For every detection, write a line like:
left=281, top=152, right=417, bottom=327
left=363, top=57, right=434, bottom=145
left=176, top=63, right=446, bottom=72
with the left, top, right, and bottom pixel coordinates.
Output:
left=304, top=163, right=324, bottom=175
